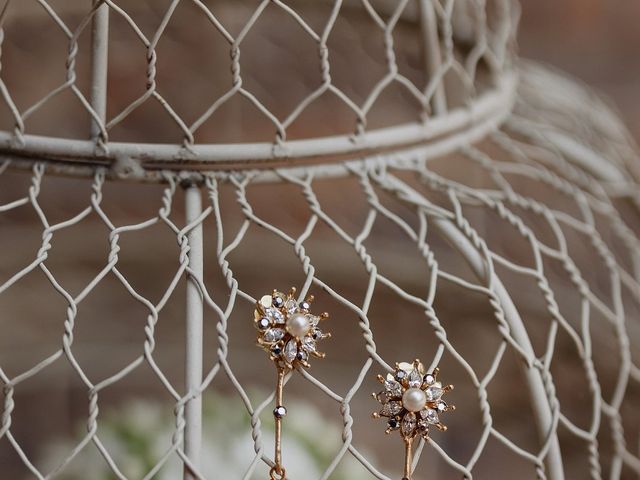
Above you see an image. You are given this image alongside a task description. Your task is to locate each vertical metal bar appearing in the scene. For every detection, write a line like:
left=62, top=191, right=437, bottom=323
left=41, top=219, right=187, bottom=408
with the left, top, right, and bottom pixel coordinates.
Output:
left=89, top=0, right=109, bottom=140
left=417, top=0, right=447, bottom=115
left=184, top=186, right=204, bottom=480
left=433, top=219, right=565, bottom=479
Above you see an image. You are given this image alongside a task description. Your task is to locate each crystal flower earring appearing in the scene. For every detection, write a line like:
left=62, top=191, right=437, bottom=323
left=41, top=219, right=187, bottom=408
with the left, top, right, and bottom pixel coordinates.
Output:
left=372, top=359, right=455, bottom=480
left=254, top=287, right=331, bottom=480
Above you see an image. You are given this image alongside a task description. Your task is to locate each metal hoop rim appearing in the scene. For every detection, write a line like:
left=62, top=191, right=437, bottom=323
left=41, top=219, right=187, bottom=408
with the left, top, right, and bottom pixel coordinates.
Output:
left=0, top=73, right=517, bottom=181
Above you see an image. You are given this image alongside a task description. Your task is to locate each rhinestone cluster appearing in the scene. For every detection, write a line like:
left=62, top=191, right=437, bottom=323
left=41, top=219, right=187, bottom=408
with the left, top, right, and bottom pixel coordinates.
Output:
left=254, top=288, right=330, bottom=368
left=372, top=360, right=454, bottom=439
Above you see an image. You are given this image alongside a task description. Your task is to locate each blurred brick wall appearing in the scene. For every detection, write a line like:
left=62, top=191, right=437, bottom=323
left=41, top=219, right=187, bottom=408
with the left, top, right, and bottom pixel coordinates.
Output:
left=519, top=0, right=640, bottom=140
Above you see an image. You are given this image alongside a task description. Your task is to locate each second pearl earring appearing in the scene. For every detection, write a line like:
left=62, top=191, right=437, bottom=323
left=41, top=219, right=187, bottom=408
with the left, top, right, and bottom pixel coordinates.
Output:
left=372, top=359, right=455, bottom=480
left=254, top=287, right=331, bottom=480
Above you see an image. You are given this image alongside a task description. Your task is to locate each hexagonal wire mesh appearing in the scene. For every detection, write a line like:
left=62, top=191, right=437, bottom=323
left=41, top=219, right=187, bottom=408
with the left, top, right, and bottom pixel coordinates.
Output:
left=0, top=0, right=639, bottom=479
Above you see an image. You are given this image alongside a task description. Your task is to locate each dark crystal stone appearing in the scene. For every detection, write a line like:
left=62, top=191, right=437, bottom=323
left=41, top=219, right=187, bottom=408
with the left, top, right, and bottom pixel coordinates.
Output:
left=300, top=301, right=310, bottom=311
left=273, top=405, right=287, bottom=418
left=296, top=350, right=308, bottom=361
left=272, top=296, right=284, bottom=308
left=388, top=418, right=399, bottom=429
left=257, top=318, right=270, bottom=330
left=271, top=345, right=282, bottom=356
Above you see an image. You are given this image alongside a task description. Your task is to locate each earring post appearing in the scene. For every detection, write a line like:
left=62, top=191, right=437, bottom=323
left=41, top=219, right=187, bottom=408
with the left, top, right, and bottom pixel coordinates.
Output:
left=274, top=366, right=286, bottom=475
left=403, top=436, right=413, bottom=480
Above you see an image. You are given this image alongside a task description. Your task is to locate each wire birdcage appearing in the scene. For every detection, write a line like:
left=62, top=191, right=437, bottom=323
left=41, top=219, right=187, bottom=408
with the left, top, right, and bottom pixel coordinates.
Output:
left=0, top=1, right=639, bottom=479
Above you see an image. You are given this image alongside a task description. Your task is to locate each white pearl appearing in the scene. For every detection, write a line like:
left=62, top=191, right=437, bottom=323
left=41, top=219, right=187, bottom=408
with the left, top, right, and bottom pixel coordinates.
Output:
left=286, top=313, right=311, bottom=339
left=402, top=388, right=427, bottom=412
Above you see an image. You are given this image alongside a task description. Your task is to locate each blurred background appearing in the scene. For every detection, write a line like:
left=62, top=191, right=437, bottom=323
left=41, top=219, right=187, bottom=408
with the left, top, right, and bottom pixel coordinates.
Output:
left=519, top=0, right=640, bottom=140
left=0, top=1, right=639, bottom=479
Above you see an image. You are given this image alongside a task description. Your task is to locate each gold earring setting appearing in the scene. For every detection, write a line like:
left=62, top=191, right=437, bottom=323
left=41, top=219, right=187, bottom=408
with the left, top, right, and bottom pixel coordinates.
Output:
left=255, top=287, right=330, bottom=368
left=372, top=360, right=454, bottom=479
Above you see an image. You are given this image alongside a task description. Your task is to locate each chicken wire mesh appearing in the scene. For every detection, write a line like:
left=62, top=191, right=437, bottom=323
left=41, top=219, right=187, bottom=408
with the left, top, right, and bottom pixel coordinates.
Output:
left=0, top=0, right=516, bottom=175
left=0, top=1, right=640, bottom=480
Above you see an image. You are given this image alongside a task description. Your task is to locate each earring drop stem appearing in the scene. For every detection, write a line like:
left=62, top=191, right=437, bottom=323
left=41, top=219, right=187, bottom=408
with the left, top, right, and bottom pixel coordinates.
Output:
left=403, top=436, right=413, bottom=480
left=273, top=366, right=287, bottom=477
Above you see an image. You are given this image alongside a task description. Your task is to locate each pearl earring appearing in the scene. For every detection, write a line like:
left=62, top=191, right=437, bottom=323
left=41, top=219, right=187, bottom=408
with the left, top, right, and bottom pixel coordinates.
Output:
left=255, top=287, right=330, bottom=480
left=372, top=359, right=455, bottom=480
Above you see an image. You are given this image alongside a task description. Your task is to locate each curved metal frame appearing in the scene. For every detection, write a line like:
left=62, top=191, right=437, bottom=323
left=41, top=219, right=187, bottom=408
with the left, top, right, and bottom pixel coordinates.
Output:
left=1, top=72, right=517, bottom=180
